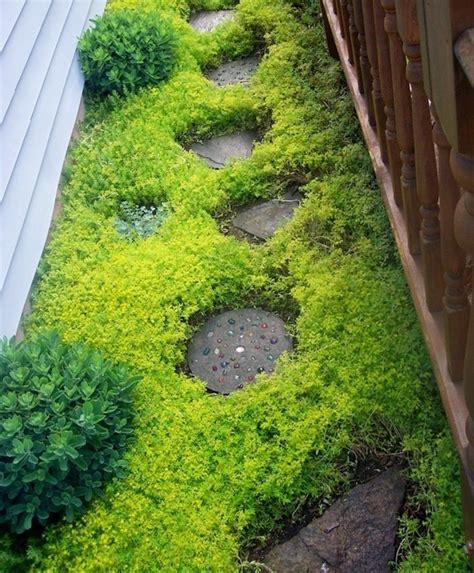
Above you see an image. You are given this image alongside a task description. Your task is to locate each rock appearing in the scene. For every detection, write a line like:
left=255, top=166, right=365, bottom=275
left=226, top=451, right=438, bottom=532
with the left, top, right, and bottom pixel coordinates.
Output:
left=207, top=56, right=261, bottom=87
left=232, top=191, right=302, bottom=240
left=265, top=467, right=406, bottom=573
left=189, top=10, right=235, bottom=33
left=189, top=131, right=258, bottom=169
left=187, top=309, right=292, bottom=394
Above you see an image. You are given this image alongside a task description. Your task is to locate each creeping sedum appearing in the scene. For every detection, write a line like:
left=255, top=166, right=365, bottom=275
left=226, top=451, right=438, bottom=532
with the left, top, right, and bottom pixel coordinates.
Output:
left=0, top=332, right=138, bottom=533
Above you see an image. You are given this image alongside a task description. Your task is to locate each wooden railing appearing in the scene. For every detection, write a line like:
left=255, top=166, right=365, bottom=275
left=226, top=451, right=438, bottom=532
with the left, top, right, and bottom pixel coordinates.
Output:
left=320, top=0, right=474, bottom=565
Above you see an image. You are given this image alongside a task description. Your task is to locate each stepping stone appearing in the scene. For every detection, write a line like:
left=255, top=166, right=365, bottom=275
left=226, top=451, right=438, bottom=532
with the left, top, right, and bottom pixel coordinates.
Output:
left=187, top=309, right=292, bottom=394
left=189, top=10, right=235, bottom=33
left=189, top=131, right=257, bottom=169
left=265, top=467, right=406, bottom=573
left=232, top=191, right=302, bottom=240
left=207, top=56, right=261, bottom=87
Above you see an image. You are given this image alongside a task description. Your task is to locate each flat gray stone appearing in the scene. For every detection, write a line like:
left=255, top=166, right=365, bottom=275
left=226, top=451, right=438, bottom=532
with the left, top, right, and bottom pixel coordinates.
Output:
left=187, top=309, right=292, bottom=394
left=207, top=56, right=260, bottom=87
left=265, top=467, right=406, bottom=573
left=232, top=192, right=302, bottom=239
left=189, top=10, right=235, bottom=33
left=189, top=131, right=257, bottom=169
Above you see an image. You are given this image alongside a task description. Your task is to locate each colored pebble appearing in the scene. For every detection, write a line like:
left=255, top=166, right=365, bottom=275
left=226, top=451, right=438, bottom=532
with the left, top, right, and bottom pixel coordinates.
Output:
left=270, top=337, right=278, bottom=344
left=207, top=331, right=214, bottom=338
left=228, top=318, right=236, bottom=325
left=203, top=347, right=210, bottom=355
left=267, top=354, right=274, bottom=361
left=236, top=346, right=245, bottom=353
left=220, top=361, right=229, bottom=368
left=234, top=363, right=240, bottom=369
left=261, top=323, right=268, bottom=329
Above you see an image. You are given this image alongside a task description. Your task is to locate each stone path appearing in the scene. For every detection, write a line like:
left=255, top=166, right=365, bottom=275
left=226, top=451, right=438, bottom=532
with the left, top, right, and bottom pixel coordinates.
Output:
left=232, top=190, right=302, bottom=240
left=189, top=131, right=258, bottom=169
left=189, top=10, right=235, bottom=33
left=265, top=467, right=406, bottom=573
left=187, top=309, right=292, bottom=394
left=207, top=56, right=261, bottom=87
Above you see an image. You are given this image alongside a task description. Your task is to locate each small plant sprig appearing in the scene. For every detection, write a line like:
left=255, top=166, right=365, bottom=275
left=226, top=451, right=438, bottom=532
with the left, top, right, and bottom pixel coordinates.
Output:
left=0, top=332, right=138, bottom=534
left=115, top=201, right=169, bottom=241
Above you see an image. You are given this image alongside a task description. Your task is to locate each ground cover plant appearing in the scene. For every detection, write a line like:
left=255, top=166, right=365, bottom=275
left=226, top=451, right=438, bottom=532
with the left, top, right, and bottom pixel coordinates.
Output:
left=0, top=0, right=467, bottom=571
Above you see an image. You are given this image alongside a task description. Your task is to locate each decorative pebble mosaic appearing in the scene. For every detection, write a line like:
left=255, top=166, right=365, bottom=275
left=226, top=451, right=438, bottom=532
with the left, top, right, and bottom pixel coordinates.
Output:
left=188, top=309, right=292, bottom=394
left=207, top=56, right=261, bottom=87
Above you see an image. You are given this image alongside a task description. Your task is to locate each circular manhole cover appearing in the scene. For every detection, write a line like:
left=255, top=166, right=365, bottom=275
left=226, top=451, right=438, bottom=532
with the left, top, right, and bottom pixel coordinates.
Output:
left=187, top=309, right=292, bottom=394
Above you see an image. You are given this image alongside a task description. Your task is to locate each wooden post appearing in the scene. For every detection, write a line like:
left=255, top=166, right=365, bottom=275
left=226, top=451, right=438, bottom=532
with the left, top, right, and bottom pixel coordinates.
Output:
left=382, top=0, right=421, bottom=255
left=361, top=0, right=388, bottom=162
left=373, top=0, right=402, bottom=206
left=432, top=107, right=469, bottom=383
left=347, top=0, right=364, bottom=93
left=452, top=149, right=474, bottom=567
left=340, top=0, right=354, bottom=62
left=353, top=0, right=376, bottom=126
left=396, top=0, right=443, bottom=310
left=322, top=1, right=339, bottom=59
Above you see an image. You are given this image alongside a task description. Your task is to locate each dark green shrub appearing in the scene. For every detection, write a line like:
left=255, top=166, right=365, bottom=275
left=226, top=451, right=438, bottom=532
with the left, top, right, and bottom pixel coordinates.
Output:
left=78, top=11, right=177, bottom=96
left=0, top=332, right=138, bottom=534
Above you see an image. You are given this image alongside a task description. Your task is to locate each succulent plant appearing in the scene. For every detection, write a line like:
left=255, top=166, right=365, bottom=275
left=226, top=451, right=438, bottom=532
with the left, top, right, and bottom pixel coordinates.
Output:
left=0, top=332, right=138, bottom=533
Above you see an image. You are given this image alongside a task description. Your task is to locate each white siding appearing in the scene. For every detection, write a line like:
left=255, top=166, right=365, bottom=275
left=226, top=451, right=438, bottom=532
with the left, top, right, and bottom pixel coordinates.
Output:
left=0, top=0, right=106, bottom=337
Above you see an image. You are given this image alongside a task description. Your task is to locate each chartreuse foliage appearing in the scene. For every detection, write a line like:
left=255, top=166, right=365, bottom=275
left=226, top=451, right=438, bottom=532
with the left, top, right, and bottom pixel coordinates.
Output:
left=1, top=0, right=465, bottom=571
left=0, top=332, right=137, bottom=534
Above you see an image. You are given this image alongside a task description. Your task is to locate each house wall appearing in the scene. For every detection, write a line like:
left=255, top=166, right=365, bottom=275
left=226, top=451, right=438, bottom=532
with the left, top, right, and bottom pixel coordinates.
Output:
left=0, top=0, right=107, bottom=337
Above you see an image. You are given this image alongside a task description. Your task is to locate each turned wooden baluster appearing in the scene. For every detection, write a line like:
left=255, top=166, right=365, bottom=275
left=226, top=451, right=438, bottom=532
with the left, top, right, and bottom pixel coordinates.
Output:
left=361, top=0, right=388, bottom=162
left=347, top=0, right=363, bottom=93
left=432, top=107, right=469, bottom=382
left=353, top=0, right=376, bottom=126
left=382, top=0, right=420, bottom=255
left=373, top=0, right=402, bottom=206
left=396, top=0, right=443, bottom=310
left=321, top=1, right=339, bottom=60
left=340, top=0, right=354, bottom=62
left=452, top=149, right=474, bottom=561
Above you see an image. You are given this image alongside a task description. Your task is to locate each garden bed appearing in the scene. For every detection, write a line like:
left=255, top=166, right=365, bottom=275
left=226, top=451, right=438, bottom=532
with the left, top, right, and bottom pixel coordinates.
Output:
left=0, top=0, right=466, bottom=571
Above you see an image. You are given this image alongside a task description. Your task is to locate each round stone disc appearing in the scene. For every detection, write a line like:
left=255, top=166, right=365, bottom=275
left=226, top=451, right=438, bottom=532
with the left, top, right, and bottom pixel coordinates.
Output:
left=187, top=309, right=292, bottom=394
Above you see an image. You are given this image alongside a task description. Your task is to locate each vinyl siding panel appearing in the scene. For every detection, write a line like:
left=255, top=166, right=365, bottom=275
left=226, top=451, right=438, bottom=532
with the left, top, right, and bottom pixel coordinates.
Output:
left=0, top=0, right=107, bottom=336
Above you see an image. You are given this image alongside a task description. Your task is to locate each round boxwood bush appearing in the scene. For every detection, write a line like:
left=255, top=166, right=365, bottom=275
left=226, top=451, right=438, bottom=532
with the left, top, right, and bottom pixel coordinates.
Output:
left=78, top=10, right=177, bottom=97
left=0, top=332, right=138, bottom=533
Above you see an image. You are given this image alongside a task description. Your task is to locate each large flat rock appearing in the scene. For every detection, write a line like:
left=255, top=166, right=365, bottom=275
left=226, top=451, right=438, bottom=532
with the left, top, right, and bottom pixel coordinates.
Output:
left=189, top=10, right=235, bottom=33
left=189, top=131, right=257, bottom=169
left=265, top=467, right=406, bottom=573
left=232, top=192, right=302, bottom=239
left=207, top=56, right=260, bottom=87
